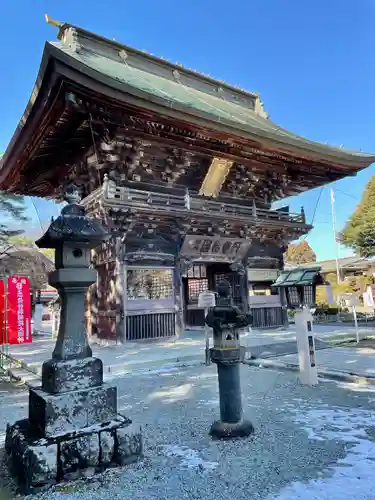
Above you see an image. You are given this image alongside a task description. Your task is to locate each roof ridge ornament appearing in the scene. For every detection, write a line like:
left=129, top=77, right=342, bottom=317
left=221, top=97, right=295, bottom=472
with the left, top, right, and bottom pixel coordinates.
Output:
left=63, top=183, right=81, bottom=205
left=45, top=14, right=64, bottom=29
left=119, top=50, right=128, bottom=62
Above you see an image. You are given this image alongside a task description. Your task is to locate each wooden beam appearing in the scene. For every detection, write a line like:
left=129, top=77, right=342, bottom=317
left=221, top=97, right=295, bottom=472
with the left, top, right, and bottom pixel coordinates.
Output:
left=199, top=157, right=233, bottom=197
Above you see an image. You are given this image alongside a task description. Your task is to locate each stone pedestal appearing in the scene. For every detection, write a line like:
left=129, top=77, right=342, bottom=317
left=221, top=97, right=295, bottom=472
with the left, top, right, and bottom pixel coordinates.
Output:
left=5, top=187, right=143, bottom=494
left=6, top=415, right=142, bottom=492
left=6, top=349, right=143, bottom=494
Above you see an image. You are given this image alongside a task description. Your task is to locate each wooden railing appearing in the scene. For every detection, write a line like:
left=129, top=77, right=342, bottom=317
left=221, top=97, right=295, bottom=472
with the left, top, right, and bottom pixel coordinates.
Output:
left=83, top=177, right=308, bottom=227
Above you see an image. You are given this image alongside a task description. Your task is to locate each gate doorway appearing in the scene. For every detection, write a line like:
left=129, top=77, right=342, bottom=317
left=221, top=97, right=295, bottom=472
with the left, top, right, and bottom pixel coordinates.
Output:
left=183, top=263, right=247, bottom=328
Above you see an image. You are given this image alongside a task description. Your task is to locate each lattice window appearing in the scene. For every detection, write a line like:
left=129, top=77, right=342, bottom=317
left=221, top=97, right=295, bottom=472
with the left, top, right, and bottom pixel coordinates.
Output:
left=187, top=279, right=209, bottom=304
left=303, top=285, right=314, bottom=306
left=127, top=269, right=173, bottom=300
left=214, top=273, right=233, bottom=295
left=287, top=286, right=300, bottom=307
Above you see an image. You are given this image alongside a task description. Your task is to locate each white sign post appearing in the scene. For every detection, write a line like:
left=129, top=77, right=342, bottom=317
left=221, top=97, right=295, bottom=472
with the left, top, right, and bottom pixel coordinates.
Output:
left=198, top=291, right=216, bottom=366
left=33, top=303, right=44, bottom=334
left=343, top=293, right=360, bottom=343
left=294, top=307, right=318, bottom=386
left=352, top=306, right=359, bottom=343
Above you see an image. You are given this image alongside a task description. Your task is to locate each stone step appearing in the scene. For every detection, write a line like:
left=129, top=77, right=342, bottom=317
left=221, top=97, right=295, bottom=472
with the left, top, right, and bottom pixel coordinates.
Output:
left=8, top=367, right=40, bottom=388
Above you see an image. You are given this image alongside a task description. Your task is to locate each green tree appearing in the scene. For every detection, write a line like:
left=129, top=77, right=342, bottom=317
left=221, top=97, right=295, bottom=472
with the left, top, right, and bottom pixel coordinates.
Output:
left=341, top=176, right=375, bottom=257
left=284, top=241, right=316, bottom=265
left=0, top=235, right=54, bottom=293
left=316, top=271, right=373, bottom=308
left=9, top=235, right=55, bottom=262
left=0, top=191, right=28, bottom=255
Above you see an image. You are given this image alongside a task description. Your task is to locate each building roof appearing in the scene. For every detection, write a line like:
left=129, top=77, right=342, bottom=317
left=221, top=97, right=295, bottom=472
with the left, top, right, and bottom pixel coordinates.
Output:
left=51, top=31, right=374, bottom=163
left=0, top=21, right=374, bottom=198
left=286, top=256, right=375, bottom=274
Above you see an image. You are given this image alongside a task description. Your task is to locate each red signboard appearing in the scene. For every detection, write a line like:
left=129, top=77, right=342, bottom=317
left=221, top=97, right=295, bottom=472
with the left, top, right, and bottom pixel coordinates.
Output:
left=0, top=280, right=4, bottom=345
left=6, top=276, right=32, bottom=345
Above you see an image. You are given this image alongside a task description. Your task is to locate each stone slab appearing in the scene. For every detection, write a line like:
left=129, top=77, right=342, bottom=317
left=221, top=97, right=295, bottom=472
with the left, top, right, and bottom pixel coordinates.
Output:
left=5, top=414, right=141, bottom=494
left=100, top=430, right=115, bottom=466
left=42, top=357, right=103, bottom=393
left=29, top=384, right=117, bottom=437
left=23, top=443, right=58, bottom=488
left=60, top=434, right=100, bottom=474
left=115, top=422, right=143, bottom=465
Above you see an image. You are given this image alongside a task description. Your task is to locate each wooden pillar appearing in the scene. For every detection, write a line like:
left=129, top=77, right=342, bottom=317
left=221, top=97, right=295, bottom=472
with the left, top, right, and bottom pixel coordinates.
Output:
left=90, top=282, right=98, bottom=338
left=280, top=288, right=289, bottom=328
left=173, top=265, right=184, bottom=338
left=115, top=237, right=126, bottom=343
left=241, top=273, right=249, bottom=313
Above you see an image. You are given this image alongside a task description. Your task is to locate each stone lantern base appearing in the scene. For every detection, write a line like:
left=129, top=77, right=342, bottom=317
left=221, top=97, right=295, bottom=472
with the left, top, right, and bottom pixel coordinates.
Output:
left=4, top=191, right=143, bottom=494
left=5, top=360, right=142, bottom=494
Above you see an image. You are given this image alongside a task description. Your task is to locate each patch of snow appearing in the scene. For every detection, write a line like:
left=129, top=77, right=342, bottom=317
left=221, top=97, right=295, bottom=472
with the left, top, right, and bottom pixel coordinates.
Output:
left=138, top=366, right=183, bottom=377
left=269, top=401, right=375, bottom=499
left=161, top=445, right=218, bottom=472
left=196, top=399, right=219, bottom=408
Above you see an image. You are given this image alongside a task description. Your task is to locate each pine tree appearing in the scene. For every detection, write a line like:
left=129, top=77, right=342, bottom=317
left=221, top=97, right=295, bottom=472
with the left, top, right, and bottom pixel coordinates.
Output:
left=0, top=191, right=28, bottom=256
left=341, top=176, right=375, bottom=257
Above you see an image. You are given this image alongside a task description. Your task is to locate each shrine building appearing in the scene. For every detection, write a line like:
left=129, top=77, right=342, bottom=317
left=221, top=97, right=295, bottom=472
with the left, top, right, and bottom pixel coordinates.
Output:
left=1, top=20, right=374, bottom=342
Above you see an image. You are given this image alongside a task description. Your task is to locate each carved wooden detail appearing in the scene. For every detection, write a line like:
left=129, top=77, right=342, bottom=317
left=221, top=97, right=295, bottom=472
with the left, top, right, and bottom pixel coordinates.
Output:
left=7, top=84, right=357, bottom=202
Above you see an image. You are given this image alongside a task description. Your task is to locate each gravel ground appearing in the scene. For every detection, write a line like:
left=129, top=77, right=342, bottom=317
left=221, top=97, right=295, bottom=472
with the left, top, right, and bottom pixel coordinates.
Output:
left=1, top=365, right=375, bottom=499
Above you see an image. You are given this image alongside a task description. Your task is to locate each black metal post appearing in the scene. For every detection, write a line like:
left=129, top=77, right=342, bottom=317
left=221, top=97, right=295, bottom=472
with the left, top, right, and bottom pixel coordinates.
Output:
left=206, top=280, right=254, bottom=439
left=217, top=362, right=242, bottom=423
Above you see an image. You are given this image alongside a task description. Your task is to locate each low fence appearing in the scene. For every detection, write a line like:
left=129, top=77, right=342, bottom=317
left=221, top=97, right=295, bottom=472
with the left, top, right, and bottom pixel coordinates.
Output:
left=289, top=311, right=375, bottom=325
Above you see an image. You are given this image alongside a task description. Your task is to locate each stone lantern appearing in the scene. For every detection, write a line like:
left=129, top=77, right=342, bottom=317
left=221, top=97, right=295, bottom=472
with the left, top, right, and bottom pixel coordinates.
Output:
left=5, top=185, right=142, bottom=493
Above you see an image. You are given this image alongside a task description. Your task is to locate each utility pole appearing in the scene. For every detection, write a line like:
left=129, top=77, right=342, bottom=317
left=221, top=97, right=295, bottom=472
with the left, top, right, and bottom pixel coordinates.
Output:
left=330, top=187, right=341, bottom=283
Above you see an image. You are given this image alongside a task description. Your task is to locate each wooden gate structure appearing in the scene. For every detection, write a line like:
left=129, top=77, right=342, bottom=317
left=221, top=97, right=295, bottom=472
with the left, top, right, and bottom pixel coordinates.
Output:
left=0, top=20, right=374, bottom=341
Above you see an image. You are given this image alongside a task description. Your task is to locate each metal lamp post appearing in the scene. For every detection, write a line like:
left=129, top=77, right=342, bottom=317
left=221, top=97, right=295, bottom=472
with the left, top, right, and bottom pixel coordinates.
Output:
left=205, top=280, right=253, bottom=439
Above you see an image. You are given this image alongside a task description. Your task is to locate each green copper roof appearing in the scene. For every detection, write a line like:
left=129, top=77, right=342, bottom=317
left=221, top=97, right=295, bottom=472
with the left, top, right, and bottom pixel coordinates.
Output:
left=56, top=45, right=269, bottom=126
left=272, top=267, right=324, bottom=287
left=47, top=25, right=374, bottom=165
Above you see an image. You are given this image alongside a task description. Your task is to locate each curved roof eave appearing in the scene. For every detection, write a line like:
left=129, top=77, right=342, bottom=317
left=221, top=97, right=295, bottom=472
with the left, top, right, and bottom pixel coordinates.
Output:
left=1, top=40, right=375, bottom=190
left=0, top=43, right=56, bottom=185
left=47, top=42, right=375, bottom=170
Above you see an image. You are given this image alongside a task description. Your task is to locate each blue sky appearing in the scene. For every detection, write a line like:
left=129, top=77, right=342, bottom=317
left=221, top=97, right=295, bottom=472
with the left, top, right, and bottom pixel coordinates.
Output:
left=1, top=0, right=375, bottom=259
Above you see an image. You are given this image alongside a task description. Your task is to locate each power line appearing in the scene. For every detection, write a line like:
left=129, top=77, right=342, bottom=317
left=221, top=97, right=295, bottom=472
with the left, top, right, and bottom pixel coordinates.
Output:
left=300, top=186, right=324, bottom=242
left=310, top=187, right=324, bottom=226
left=334, top=187, right=360, bottom=201
left=30, top=198, right=44, bottom=236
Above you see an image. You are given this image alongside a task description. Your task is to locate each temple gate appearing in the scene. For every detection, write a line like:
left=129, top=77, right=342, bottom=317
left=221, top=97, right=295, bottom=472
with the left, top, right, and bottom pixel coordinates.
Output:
left=1, top=20, right=374, bottom=342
